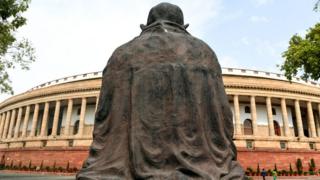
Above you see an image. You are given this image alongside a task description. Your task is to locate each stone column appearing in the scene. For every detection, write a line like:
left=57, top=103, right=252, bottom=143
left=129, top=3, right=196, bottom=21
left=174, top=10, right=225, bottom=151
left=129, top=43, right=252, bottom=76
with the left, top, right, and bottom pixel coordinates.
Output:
left=250, top=96, right=258, bottom=135
left=280, top=98, right=290, bottom=137
left=233, top=95, right=242, bottom=135
left=317, top=103, right=320, bottom=136
left=2, top=111, right=11, bottom=139
left=64, top=99, right=73, bottom=136
left=266, top=97, right=275, bottom=136
left=0, top=113, right=6, bottom=138
left=40, top=102, right=50, bottom=137
left=30, top=104, right=39, bottom=137
left=95, top=96, right=99, bottom=112
left=295, top=100, right=304, bottom=138
left=13, top=107, right=23, bottom=138
left=51, top=100, right=61, bottom=136
left=307, top=101, right=317, bottom=138
left=21, top=106, right=30, bottom=137
left=7, top=109, right=17, bottom=139
left=78, top=97, right=87, bottom=136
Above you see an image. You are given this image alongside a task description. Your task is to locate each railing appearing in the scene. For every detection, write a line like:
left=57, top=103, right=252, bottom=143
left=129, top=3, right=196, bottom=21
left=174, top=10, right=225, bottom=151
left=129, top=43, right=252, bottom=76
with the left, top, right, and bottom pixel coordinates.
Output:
left=221, top=67, right=320, bottom=88
left=28, top=71, right=103, bottom=91
left=28, top=67, right=320, bottom=91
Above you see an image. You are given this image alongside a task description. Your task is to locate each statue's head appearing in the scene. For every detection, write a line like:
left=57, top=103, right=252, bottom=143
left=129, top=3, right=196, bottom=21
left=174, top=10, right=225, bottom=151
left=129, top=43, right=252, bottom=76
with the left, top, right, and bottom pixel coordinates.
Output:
left=146, top=2, right=184, bottom=26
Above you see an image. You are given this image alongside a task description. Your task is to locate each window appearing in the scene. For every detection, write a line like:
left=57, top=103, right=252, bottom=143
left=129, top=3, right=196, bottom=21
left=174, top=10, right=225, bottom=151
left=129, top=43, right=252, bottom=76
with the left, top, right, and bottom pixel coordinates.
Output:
left=245, top=106, right=251, bottom=113
left=280, top=141, right=287, bottom=150
left=272, top=108, right=276, bottom=115
left=243, top=119, right=253, bottom=135
left=309, top=142, right=316, bottom=150
left=274, top=120, right=281, bottom=136
left=73, top=120, right=80, bottom=135
left=77, top=108, right=81, bottom=115
left=246, top=140, right=253, bottom=149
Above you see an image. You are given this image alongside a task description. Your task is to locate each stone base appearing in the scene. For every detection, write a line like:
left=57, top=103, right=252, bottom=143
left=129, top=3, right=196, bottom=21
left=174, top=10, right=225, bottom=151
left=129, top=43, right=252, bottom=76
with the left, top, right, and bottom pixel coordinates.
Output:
left=9, top=142, right=24, bottom=148
left=0, top=143, right=8, bottom=149
left=25, top=140, right=44, bottom=148
left=237, top=148, right=320, bottom=171
left=46, top=140, right=69, bottom=147
left=73, top=139, right=92, bottom=147
left=0, top=147, right=89, bottom=169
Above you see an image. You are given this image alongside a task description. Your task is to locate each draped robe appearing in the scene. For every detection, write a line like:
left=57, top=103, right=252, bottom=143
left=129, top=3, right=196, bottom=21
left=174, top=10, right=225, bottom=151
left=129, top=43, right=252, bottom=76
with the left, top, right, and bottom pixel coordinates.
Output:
left=77, top=22, right=245, bottom=180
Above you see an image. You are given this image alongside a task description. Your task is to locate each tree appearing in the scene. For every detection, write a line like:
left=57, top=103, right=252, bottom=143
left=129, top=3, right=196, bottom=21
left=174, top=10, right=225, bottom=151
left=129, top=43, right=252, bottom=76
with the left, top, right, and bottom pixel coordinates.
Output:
left=281, top=23, right=320, bottom=81
left=281, top=2, right=320, bottom=82
left=0, top=0, right=35, bottom=94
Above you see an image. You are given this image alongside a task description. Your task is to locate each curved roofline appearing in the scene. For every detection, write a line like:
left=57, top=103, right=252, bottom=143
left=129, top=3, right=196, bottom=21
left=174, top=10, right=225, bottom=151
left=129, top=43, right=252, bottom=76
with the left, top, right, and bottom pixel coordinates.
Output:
left=28, top=71, right=103, bottom=91
left=28, top=67, right=320, bottom=91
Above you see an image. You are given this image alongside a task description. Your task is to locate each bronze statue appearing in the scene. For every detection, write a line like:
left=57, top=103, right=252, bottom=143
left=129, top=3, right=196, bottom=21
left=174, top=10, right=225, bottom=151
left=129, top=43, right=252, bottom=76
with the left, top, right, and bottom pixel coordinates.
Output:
left=77, top=2, right=246, bottom=179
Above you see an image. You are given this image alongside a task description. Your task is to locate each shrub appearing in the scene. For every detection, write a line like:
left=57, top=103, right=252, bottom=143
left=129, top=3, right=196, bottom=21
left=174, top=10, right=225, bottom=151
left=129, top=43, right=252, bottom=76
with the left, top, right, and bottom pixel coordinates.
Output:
left=18, top=161, right=22, bottom=170
left=309, top=158, right=316, bottom=175
left=72, top=167, right=78, bottom=173
left=10, top=160, right=13, bottom=169
left=57, top=166, right=64, bottom=172
left=274, top=163, right=278, bottom=172
left=256, top=163, right=260, bottom=175
left=22, top=165, right=28, bottom=171
left=40, top=160, right=44, bottom=171
left=45, top=166, right=50, bottom=172
left=246, top=167, right=253, bottom=173
left=303, top=171, right=308, bottom=176
left=281, top=169, right=287, bottom=176
left=267, top=169, right=272, bottom=176
left=66, top=161, right=70, bottom=172
left=289, top=163, right=293, bottom=175
left=53, top=161, right=56, bottom=172
left=28, top=160, right=32, bottom=169
left=296, top=158, right=303, bottom=175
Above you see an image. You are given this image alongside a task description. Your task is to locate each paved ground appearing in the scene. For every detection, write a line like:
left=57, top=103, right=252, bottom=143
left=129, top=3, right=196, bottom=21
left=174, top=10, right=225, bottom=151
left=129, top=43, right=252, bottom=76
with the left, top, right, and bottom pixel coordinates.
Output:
left=0, top=173, right=75, bottom=180
left=251, top=176, right=320, bottom=180
left=1, top=173, right=320, bottom=180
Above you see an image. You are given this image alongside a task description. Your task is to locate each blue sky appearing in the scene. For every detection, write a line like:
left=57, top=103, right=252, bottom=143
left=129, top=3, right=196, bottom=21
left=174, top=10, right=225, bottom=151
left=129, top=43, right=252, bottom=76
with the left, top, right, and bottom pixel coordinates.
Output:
left=1, top=0, right=319, bottom=101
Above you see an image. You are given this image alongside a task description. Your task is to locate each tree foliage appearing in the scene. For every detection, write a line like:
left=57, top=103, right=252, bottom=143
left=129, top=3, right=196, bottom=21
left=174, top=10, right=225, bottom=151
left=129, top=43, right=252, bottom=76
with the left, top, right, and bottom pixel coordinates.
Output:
left=0, top=0, right=35, bottom=94
left=281, top=23, right=320, bottom=81
left=281, top=2, right=320, bottom=82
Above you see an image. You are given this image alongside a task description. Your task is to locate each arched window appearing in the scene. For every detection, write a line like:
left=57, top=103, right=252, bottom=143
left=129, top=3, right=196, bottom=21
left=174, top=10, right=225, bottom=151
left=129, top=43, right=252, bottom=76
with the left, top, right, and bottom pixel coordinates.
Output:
left=274, top=120, right=281, bottom=136
left=243, top=119, right=253, bottom=135
left=73, top=120, right=80, bottom=135
left=245, top=106, right=251, bottom=113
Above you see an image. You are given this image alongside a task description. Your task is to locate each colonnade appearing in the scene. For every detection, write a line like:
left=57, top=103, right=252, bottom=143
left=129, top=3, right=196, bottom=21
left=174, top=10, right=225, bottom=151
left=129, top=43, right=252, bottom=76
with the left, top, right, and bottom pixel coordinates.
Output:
left=233, top=95, right=320, bottom=139
left=1, top=93, right=320, bottom=147
left=0, top=96, right=98, bottom=143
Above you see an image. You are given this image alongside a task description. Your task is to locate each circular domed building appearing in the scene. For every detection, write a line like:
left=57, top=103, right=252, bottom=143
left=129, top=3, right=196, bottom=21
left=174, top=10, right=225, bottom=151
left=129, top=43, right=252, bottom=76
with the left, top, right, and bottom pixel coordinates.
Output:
left=0, top=68, right=319, bottom=172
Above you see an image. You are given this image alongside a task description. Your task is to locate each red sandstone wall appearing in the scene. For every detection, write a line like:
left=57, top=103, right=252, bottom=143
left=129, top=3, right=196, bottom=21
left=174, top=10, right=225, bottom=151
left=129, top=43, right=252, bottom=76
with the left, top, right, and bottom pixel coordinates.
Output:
left=237, top=148, right=320, bottom=171
left=1, top=147, right=320, bottom=172
left=0, top=147, right=89, bottom=170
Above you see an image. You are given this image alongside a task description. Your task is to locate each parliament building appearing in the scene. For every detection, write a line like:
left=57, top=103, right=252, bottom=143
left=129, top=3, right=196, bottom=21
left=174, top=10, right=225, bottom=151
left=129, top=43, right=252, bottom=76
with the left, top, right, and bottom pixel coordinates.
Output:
left=0, top=67, right=320, bottom=172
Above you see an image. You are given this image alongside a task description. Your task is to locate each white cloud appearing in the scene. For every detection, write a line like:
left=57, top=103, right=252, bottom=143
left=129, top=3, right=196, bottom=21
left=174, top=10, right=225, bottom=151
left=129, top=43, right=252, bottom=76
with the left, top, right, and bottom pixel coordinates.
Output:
left=241, top=37, right=250, bottom=45
left=249, top=16, right=269, bottom=23
left=251, top=0, right=274, bottom=7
